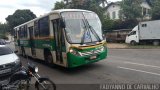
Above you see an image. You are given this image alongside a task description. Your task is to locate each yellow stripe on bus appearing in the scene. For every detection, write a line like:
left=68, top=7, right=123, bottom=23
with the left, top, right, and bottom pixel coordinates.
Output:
left=70, top=41, right=106, bottom=50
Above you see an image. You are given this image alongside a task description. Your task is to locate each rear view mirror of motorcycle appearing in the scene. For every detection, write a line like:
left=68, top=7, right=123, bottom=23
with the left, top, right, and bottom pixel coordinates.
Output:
left=28, top=63, right=38, bottom=73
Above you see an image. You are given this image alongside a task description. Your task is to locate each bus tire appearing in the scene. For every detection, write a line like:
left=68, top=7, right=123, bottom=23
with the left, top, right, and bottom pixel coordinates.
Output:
left=45, top=52, right=53, bottom=66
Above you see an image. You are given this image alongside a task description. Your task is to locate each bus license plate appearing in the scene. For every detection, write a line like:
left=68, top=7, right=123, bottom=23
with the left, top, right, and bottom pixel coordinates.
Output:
left=90, top=56, right=97, bottom=60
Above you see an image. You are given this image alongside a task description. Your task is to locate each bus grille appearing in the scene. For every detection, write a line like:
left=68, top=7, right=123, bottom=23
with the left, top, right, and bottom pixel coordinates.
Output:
left=80, top=49, right=101, bottom=56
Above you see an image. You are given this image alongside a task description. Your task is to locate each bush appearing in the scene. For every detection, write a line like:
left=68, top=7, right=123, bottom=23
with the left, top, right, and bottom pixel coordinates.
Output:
left=113, top=19, right=138, bottom=29
left=103, top=19, right=138, bottom=32
left=0, top=34, right=7, bottom=39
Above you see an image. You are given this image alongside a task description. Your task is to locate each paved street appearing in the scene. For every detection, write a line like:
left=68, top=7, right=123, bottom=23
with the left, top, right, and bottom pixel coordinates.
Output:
left=20, top=49, right=160, bottom=85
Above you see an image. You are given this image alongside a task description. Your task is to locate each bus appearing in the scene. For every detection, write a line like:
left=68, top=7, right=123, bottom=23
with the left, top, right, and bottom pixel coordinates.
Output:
left=14, top=9, right=107, bottom=68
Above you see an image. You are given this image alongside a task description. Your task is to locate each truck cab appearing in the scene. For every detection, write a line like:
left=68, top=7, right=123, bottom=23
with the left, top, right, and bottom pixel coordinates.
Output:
left=125, top=25, right=139, bottom=45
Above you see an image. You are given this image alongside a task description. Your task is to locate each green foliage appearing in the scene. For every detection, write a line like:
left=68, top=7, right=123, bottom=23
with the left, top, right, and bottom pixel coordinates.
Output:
left=53, top=0, right=105, bottom=30
left=152, top=0, right=160, bottom=20
left=54, top=1, right=66, bottom=10
left=6, top=9, right=36, bottom=29
left=120, top=0, right=142, bottom=20
left=113, top=19, right=138, bottom=29
left=83, top=0, right=104, bottom=21
left=0, top=23, right=8, bottom=38
left=53, top=0, right=141, bottom=32
left=0, top=34, right=6, bottom=39
left=103, top=19, right=138, bottom=32
left=0, top=23, right=10, bottom=34
left=102, top=17, right=114, bottom=32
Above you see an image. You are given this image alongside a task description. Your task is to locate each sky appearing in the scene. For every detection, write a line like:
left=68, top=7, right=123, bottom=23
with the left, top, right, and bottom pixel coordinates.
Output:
left=0, top=0, right=121, bottom=23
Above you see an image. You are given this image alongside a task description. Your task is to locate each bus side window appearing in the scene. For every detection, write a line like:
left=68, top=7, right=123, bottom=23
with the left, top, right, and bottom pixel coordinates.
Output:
left=24, top=25, right=28, bottom=38
left=61, top=29, right=65, bottom=46
left=19, top=27, right=23, bottom=38
left=29, top=26, right=34, bottom=38
left=39, top=16, right=49, bottom=37
left=14, top=29, right=17, bottom=38
left=59, top=19, right=66, bottom=51
left=34, top=20, right=39, bottom=37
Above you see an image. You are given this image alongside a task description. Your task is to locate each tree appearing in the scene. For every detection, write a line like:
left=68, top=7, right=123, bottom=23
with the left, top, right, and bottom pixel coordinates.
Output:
left=54, top=1, right=66, bottom=10
left=6, top=9, right=36, bottom=30
left=152, top=0, right=160, bottom=20
left=0, top=23, right=10, bottom=38
left=53, top=0, right=104, bottom=20
left=0, top=23, right=10, bottom=33
left=64, top=0, right=69, bottom=5
left=120, top=0, right=142, bottom=20
left=100, top=0, right=108, bottom=8
left=102, top=16, right=114, bottom=32
left=67, top=0, right=82, bottom=9
left=147, top=0, right=155, bottom=5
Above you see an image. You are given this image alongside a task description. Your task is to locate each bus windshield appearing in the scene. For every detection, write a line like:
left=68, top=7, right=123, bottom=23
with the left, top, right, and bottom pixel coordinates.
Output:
left=61, top=12, right=103, bottom=44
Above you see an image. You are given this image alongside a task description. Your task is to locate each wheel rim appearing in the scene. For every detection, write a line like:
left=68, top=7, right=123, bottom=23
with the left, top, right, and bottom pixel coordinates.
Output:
left=47, top=55, right=53, bottom=64
left=131, top=41, right=136, bottom=45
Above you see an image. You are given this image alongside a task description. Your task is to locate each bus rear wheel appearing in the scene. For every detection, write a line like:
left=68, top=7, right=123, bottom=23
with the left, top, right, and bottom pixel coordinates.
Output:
left=45, top=53, right=53, bottom=66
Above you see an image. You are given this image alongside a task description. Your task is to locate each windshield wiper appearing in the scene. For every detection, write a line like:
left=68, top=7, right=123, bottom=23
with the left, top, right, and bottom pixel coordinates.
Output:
left=82, top=13, right=101, bottom=43
left=80, top=19, right=91, bottom=45
left=89, top=25, right=101, bottom=42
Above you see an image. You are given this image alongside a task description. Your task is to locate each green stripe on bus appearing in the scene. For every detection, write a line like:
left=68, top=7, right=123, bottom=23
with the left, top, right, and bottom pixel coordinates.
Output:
left=67, top=47, right=107, bottom=68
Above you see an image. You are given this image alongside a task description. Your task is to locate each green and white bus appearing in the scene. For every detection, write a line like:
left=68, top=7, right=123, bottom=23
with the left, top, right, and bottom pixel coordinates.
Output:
left=14, top=9, right=107, bottom=68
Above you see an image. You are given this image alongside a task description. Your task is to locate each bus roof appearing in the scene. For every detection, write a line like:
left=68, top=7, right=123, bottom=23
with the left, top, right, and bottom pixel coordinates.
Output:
left=52, top=9, right=92, bottom=13
left=14, top=9, right=93, bottom=29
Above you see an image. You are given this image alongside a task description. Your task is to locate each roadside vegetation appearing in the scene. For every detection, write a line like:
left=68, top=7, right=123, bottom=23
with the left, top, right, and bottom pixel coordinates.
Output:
left=0, top=10, right=36, bottom=36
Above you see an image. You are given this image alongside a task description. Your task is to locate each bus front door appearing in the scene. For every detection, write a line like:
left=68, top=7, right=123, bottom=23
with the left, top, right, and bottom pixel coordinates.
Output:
left=52, top=19, right=63, bottom=64
left=29, top=26, right=36, bottom=57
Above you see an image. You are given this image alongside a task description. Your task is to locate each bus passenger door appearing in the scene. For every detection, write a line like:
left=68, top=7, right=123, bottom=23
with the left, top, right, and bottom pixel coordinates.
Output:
left=52, top=19, right=63, bottom=64
left=29, top=26, right=36, bottom=57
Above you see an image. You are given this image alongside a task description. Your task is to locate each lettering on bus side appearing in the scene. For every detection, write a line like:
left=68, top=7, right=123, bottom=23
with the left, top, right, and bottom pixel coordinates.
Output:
left=42, top=44, right=51, bottom=48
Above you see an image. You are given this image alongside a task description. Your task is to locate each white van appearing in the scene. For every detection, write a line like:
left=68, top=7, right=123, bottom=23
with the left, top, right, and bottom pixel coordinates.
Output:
left=126, top=20, right=160, bottom=45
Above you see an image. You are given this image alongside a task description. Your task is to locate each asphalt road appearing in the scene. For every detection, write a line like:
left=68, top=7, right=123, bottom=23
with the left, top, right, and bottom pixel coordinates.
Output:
left=20, top=49, right=160, bottom=90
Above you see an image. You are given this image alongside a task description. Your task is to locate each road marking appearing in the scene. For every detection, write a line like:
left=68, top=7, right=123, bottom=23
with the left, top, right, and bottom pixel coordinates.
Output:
left=124, top=61, right=160, bottom=69
left=118, top=66, right=160, bottom=76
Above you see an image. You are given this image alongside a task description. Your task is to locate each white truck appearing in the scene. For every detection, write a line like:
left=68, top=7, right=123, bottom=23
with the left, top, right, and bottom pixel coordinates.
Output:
left=125, top=20, right=160, bottom=45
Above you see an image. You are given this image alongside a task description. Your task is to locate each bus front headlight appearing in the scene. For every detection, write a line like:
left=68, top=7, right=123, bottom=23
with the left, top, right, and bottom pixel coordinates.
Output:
left=69, top=48, right=80, bottom=56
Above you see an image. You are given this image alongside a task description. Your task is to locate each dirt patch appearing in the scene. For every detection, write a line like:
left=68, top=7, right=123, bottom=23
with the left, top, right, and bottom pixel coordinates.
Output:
left=106, top=43, right=128, bottom=49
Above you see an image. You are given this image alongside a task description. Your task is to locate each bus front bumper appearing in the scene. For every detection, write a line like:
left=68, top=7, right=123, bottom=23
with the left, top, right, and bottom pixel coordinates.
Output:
left=67, top=48, right=107, bottom=68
